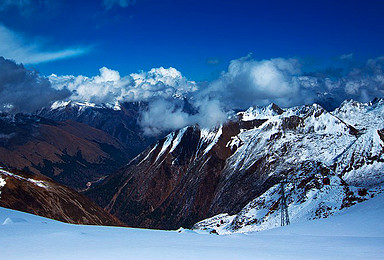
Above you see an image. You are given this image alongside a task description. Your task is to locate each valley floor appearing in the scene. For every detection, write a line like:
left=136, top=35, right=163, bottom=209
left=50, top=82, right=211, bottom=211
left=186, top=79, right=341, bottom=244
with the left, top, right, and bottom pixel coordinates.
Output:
left=1, top=194, right=384, bottom=260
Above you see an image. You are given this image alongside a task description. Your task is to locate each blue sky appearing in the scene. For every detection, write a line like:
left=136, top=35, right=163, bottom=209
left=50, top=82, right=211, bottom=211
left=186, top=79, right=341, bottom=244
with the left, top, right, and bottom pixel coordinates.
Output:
left=0, top=0, right=383, bottom=80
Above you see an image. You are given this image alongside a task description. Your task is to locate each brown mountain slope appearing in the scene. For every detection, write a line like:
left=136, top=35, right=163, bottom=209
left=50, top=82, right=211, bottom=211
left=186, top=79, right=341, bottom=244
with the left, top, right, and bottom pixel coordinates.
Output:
left=0, top=167, right=122, bottom=225
left=0, top=113, right=130, bottom=190
left=87, top=119, right=267, bottom=229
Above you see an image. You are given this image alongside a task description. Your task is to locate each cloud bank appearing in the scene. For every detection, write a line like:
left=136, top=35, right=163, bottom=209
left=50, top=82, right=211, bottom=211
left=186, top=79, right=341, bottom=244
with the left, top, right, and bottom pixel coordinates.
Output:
left=0, top=57, right=70, bottom=113
left=0, top=24, right=89, bottom=64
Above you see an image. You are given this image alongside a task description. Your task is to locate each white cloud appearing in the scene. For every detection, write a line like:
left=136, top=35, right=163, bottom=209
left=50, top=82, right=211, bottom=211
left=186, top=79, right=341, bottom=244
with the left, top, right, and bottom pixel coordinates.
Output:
left=201, top=54, right=384, bottom=110
left=50, top=66, right=198, bottom=104
left=138, top=98, right=227, bottom=136
left=103, top=0, right=136, bottom=9
left=0, top=24, right=89, bottom=64
left=201, top=55, right=303, bottom=108
left=139, top=100, right=191, bottom=136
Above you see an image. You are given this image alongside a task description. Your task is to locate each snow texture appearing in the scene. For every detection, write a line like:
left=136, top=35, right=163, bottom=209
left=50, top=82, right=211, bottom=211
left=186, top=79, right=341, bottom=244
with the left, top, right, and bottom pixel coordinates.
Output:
left=0, top=192, right=383, bottom=259
left=193, top=100, right=384, bottom=234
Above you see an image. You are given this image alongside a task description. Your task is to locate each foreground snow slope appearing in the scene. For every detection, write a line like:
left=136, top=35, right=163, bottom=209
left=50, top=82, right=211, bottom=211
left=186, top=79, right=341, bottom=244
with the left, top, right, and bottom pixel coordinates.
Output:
left=1, top=193, right=384, bottom=260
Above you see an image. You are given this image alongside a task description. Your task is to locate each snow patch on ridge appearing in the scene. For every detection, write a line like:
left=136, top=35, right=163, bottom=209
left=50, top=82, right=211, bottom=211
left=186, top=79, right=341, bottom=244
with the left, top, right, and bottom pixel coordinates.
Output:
left=0, top=176, right=5, bottom=198
left=200, top=126, right=223, bottom=155
left=0, top=168, right=49, bottom=189
left=170, top=127, right=188, bottom=153
left=156, top=132, right=175, bottom=162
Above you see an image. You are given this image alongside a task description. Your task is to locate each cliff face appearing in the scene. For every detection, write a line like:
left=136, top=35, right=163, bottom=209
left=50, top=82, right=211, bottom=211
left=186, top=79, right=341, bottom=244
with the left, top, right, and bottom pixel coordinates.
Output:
left=0, top=167, right=122, bottom=226
left=87, top=101, right=384, bottom=230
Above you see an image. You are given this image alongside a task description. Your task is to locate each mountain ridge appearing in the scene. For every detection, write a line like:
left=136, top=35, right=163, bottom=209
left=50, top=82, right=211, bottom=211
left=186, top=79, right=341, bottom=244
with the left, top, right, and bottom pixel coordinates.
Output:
left=87, top=99, right=384, bottom=231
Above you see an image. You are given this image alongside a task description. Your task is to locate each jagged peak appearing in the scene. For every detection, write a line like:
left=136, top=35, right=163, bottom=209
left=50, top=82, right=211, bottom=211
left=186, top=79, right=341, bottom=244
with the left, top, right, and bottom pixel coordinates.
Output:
left=238, top=103, right=285, bottom=121
left=284, top=103, right=327, bottom=119
left=335, top=98, right=384, bottom=113
left=335, top=99, right=366, bottom=112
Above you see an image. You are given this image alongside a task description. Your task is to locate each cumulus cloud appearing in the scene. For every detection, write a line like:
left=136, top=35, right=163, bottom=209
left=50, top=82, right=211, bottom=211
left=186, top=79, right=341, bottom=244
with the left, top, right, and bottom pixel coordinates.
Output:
left=201, top=55, right=304, bottom=108
left=0, top=24, right=89, bottom=64
left=103, top=0, right=136, bottom=9
left=50, top=66, right=198, bottom=104
left=0, top=57, right=70, bottom=113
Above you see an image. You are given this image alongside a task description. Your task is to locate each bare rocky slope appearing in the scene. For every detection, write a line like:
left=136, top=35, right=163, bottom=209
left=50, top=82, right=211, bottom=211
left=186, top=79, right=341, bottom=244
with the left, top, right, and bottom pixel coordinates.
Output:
left=87, top=99, right=384, bottom=231
left=37, top=101, right=158, bottom=158
left=0, top=167, right=121, bottom=225
left=0, top=113, right=129, bottom=190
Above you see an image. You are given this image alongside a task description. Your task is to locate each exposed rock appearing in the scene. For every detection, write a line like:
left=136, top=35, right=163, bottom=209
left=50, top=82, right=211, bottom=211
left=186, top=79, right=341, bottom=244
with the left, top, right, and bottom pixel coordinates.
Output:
left=0, top=167, right=122, bottom=226
left=0, top=113, right=129, bottom=190
left=88, top=100, right=384, bottom=232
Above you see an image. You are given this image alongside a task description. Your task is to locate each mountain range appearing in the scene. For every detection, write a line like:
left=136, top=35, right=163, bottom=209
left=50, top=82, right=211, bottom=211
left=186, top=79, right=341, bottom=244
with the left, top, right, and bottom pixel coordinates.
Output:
left=87, top=99, right=384, bottom=231
left=0, top=98, right=383, bottom=233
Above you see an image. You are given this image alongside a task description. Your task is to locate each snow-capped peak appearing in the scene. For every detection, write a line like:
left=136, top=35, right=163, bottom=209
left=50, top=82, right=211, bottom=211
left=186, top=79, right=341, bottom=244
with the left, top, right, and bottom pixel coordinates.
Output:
left=332, top=98, right=384, bottom=130
left=238, top=103, right=284, bottom=121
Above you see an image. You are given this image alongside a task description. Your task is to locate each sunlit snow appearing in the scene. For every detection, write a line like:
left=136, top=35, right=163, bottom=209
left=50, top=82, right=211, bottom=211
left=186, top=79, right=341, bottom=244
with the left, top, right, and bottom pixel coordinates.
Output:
left=1, top=193, right=383, bottom=259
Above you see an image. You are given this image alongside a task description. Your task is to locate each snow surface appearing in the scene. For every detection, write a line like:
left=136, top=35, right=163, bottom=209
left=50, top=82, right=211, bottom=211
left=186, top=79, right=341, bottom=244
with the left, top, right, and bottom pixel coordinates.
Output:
left=1, top=193, right=384, bottom=259
left=333, top=99, right=384, bottom=130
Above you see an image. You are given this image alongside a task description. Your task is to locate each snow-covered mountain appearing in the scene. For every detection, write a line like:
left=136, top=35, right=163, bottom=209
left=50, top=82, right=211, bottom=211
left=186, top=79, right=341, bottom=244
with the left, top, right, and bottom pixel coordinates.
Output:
left=87, top=99, right=384, bottom=231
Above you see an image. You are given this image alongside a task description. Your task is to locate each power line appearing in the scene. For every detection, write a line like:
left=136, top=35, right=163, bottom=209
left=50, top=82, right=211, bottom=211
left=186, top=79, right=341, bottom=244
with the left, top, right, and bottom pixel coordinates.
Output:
left=280, top=179, right=290, bottom=226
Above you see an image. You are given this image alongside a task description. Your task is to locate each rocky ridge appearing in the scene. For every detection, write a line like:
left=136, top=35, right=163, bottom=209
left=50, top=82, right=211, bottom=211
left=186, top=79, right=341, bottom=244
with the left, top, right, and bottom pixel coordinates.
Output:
left=87, top=100, right=384, bottom=231
left=0, top=167, right=121, bottom=225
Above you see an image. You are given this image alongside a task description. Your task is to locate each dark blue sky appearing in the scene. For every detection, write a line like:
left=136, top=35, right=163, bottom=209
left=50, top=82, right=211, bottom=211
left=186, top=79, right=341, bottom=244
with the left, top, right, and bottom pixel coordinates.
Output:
left=0, top=0, right=383, bottom=80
